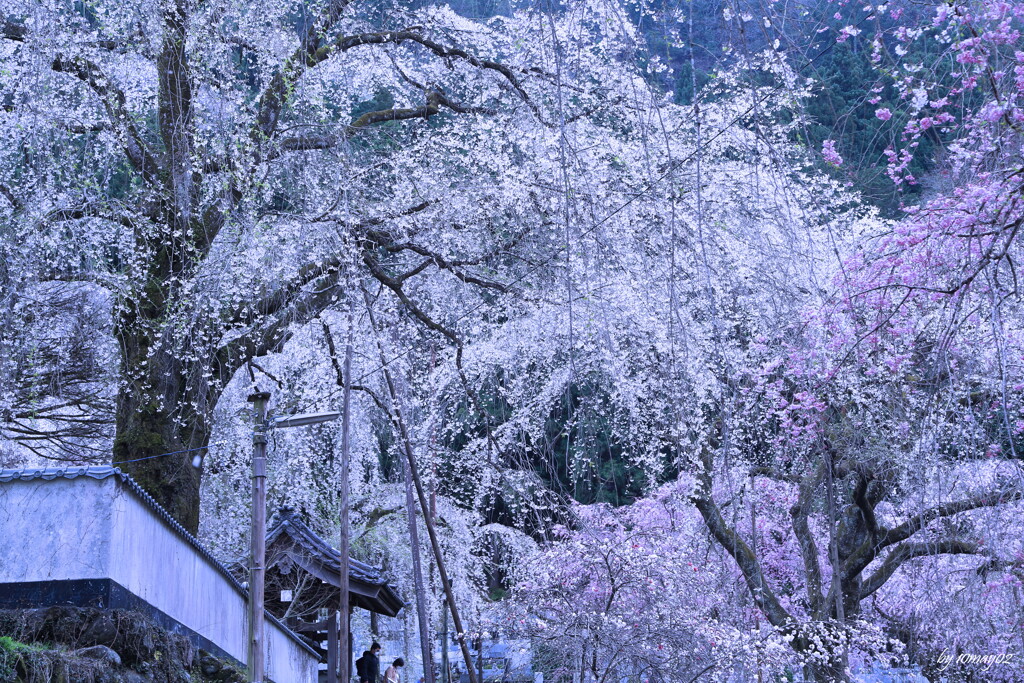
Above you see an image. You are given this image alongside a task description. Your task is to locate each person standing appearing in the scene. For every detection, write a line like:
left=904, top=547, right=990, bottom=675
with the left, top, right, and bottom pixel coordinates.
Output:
left=384, top=657, right=405, bottom=683
left=356, top=642, right=382, bottom=683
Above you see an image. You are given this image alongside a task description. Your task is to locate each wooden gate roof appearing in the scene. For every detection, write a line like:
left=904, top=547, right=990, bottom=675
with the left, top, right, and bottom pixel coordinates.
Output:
left=265, top=507, right=404, bottom=618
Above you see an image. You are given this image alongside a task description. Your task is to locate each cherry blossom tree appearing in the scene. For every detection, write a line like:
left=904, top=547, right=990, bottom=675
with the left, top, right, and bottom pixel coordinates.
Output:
left=433, top=4, right=1024, bottom=676
left=2, top=1, right=1022, bottom=680
left=0, top=0, right=651, bottom=530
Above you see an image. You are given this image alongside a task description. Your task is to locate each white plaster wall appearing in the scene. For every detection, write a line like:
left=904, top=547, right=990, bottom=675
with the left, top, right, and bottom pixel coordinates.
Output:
left=0, top=477, right=114, bottom=582
left=0, top=475, right=318, bottom=683
left=107, top=483, right=248, bottom=659
left=107, top=483, right=317, bottom=682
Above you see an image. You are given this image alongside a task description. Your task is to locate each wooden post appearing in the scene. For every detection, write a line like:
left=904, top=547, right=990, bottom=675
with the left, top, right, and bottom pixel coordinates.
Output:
left=328, top=612, right=340, bottom=683
left=362, top=290, right=479, bottom=683
left=441, top=601, right=449, bottom=683
left=403, top=608, right=412, bottom=683
left=402, top=445, right=435, bottom=683
left=396, top=402, right=477, bottom=683
left=477, top=637, right=484, bottom=683
left=247, top=391, right=271, bottom=683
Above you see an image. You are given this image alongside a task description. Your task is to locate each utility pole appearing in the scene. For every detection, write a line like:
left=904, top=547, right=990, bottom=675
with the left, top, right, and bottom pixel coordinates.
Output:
left=323, top=316, right=357, bottom=683
left=338, top=318, right=354, bottom=683
left=247, top=389, right=345, bottom=683
left=247, top=391, right=271, bottom=683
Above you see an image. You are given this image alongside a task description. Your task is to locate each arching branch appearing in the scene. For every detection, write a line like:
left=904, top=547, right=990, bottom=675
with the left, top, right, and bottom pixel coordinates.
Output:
left=691, top=448, right=794, bottom=629
left=860, top=539, right=984, bottom=599
left=255, top=24, right=532, bottom=146
left=842, top=484, right=1023, bottom=586
left=880, top=486, right=1023, bottom=549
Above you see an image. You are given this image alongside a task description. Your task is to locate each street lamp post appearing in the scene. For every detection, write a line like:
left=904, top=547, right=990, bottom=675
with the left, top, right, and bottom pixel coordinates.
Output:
left=247, top=392, right=270, bottom=683
left=247, top=393, right=343, bottom=683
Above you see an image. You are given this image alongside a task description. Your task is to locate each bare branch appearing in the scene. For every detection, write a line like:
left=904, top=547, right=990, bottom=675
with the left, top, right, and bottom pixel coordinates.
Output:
left=860, top=540, right=983, bottom=598
left=852, top=472, right=880, bottom=540
left=750, top=465, right=798, bottom=483
left=41, top=203, right=137, bottom=230
left=256, top=25, right=530, bottom=145
left=363, top=252, right=460, bottom=345
left=268, top=89, right=493, bottom=160
left=842, top=484, right=1023, bottom=584
left=253, top=0, right=354, bottom=140
left=879, top=486, right=1023, bottom=549
left=384, top=242, right=513, bottom=292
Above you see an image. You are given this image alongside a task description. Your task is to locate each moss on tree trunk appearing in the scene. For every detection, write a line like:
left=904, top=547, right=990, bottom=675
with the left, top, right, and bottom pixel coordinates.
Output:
left=112, top=319, right=208, bottom=535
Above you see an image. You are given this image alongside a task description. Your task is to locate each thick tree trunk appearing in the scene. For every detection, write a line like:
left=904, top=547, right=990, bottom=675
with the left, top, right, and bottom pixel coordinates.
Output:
left=112, top=323, right=209, bottom=534
left=107, top=0, right=213, bottom=534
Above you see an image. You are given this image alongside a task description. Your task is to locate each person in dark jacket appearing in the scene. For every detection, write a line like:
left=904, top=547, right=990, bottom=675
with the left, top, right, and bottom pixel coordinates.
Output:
left=356, top=642, right=382, bottom=683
